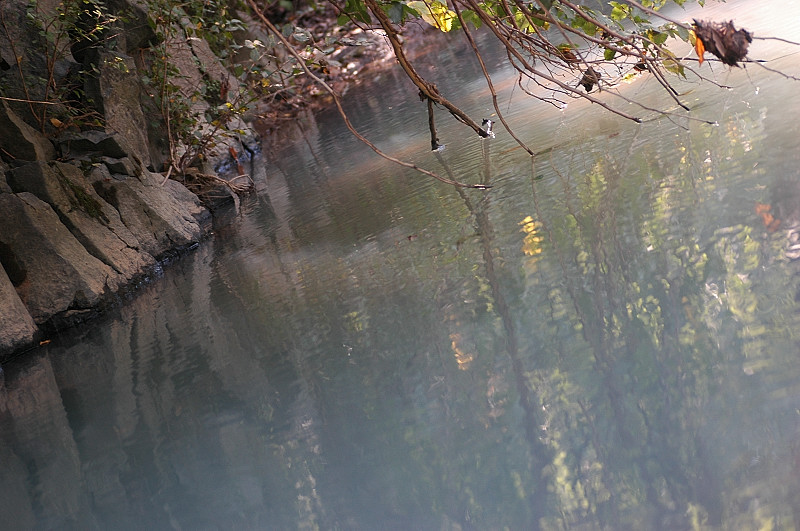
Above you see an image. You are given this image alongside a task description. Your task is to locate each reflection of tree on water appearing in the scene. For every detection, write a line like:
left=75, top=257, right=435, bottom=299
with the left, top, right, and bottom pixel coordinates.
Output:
left=429, top=101, right=800, bottom=527
left=442, top=140, right=556, bottom=528
left=510, top=107, right=800, bottom=528
left=436, top=126, right=743, bottom=526
left=6, top=82, right=800, bottom=528
left=528, top=141, right=724, bottom=528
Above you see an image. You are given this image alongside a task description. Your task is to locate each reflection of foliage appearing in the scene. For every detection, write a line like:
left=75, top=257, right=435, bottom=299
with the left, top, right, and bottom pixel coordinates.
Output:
left=209, top=81, right=800, bottom=526
left=519, top=215, right=544, bottom=262
left=510, top=105, right=800, bottom=527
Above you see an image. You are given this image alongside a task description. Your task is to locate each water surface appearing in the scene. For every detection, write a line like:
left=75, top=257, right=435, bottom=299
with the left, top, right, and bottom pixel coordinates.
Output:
left=3, top=1, right=800, bottom=529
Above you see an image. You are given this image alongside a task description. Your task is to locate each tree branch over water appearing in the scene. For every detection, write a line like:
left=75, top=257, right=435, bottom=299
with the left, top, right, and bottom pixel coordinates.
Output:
left=252, top=0, right=800, bottom=183
left=247, top=0, right=491, bottom=188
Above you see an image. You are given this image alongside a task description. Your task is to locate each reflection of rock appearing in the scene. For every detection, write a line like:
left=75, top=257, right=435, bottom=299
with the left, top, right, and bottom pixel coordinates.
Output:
left=0, top=354, right=87, bottom=527
left=0, top=438, right=36, bottom=529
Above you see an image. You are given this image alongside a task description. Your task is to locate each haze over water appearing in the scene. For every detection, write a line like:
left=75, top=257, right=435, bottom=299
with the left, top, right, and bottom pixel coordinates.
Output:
left=2, top=1, right=800, bottom=528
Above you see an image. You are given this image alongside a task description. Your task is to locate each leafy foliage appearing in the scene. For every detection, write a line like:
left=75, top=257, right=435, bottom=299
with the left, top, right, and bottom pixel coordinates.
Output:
left=0, top=0, right=118, bottom=131
left=329, top=0, right=764, bottom=142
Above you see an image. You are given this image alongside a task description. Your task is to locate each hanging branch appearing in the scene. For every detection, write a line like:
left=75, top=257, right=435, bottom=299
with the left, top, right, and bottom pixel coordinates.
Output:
left=426, top=95, right=444, bottom=151
left=363, top=0, right=493, bottom=138
left=452, top=0, right=537, bottom=156
left=246, top=0, right=800, bottom=191
left=245, top=0, right=490, bottom=189
left=461, top=0, right=645, bottom=122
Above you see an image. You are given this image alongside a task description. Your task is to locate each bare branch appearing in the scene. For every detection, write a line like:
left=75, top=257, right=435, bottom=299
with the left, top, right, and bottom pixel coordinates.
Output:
left=363, top=0, right=492, bottom=138
left=246, top=0, right=490, bottom=189
left=452, top=1, right=536, bottom=155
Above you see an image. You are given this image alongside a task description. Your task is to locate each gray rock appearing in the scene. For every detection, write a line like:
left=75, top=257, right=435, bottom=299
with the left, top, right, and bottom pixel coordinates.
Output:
left=0, top=165, right=12, bottom=193
left=0, top=264, right=38, bottom=358
left=7, top=161, right=157, bottom=281
left=56, top=130, right=129, bottom=160
left=164, top=27, right=257, bottom=171
left=0, top=192, right=121, bottom=325
left=0, top=101, right=56, bottom=161
left=92, top=168, right=209, bottom=259
left=101, top=156, right=138, bottom=176
left=89, top=52, right=153, bottom=168
left=107, top=0, right=157, bottom=53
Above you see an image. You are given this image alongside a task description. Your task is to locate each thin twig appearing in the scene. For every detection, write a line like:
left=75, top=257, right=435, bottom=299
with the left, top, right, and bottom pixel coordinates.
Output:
left=463, top=0, right=644, bottom=122
left=246, top=0, right=490, bottom=189
left=453, top=1, right=536, bottom=156
left=0, top=96, right=61, bottom=105
left=364, top=0, right=491, bottom=138
left=617, top=0, right=692, bottom=29
left=753, top=36, right=800, bottom=46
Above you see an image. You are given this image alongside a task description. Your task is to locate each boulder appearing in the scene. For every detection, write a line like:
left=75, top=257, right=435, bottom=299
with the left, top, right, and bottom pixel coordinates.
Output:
left=90, top=168, right=209, bottom=259
left=164, top=26, right=257, bottom=171
left=87, top=51, right=153, bottom=168
left=0, top=101, right=56, bottom=162
left=0, top=265, right=38, bottom=359
left=107, top=0, right=157, bottom=53
left=0, top=163, right=11, bottom=193
left=6, top=161, right=156, bottom=280
left=0, top=192, right=121, bottom=326
left=56, top=130, right=130, bottom=160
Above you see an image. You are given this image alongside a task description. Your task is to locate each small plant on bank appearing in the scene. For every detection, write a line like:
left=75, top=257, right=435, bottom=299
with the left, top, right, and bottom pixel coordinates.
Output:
left=0, top=0, right=118, bottom=132
left=141, top=0, right=297, bottom=184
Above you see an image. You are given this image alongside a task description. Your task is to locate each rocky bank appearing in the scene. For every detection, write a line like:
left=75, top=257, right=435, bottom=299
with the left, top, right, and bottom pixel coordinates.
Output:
left=0, top=0, right=260, bottom=360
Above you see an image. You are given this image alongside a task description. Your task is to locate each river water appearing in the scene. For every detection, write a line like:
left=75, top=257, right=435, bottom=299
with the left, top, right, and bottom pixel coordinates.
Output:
left=3, top=2, right=800, bottom=529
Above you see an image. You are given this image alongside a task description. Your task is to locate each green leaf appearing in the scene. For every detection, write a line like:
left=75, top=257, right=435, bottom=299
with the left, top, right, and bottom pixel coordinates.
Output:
left=609, top=2, right=630, bottom=21
left=573, top=17, right=598, bottom=37
left=342, top=0, right=371, bottom=24
left=604, top=47, right=616, bottom=61
left=459, top=9, right=482, bottom=29
left=386, top=1, right=406, bottom=24
left=648, top=30, right=668, bottom=46
left=514, top=10, right=533, bottom=33
left=407, top=0, right=457, bottom=32
left=660, top=49, right=685, bottom=77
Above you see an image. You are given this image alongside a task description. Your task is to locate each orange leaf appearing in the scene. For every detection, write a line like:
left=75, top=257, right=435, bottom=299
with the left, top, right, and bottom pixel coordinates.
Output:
left=754, top=202, right=771, bottom=215
left=695, top=36, right=706, bottom=65
left=767, top=217, right=781, bottom=232
left=755, top=202, right=781, bottom=232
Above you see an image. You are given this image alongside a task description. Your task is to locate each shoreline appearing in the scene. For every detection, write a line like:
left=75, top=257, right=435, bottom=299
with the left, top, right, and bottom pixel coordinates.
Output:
left=0, top=10, right=426, bottom=363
